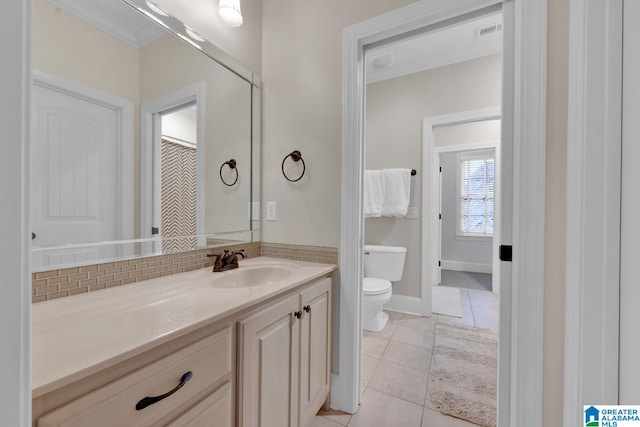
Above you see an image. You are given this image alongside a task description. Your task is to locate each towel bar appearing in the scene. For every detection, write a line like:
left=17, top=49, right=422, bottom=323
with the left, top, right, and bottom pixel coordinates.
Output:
left=282, top=150, right=306, bottom=182
left=220, top=159, right=239, bottom=186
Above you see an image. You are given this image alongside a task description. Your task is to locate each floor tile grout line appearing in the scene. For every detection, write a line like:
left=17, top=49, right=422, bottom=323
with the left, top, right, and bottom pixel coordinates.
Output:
left=365, top=381, right=429, bottom=409
left=464, top=289, right=478, bottom=327
left=370, top=355, right=432, bottom=376
left=424, top=324, right=437, bottom=410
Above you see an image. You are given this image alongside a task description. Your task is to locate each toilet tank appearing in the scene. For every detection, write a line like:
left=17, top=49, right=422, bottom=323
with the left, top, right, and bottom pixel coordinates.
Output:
left=363, top=245, right=407, bottom=281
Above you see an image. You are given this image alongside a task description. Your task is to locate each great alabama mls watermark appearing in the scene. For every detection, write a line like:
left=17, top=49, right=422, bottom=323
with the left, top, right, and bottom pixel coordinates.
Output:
left=585, top=406, right=640, bottom=426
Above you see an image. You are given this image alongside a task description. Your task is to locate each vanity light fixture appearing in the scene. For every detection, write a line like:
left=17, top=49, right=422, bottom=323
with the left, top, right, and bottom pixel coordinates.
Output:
left=145, top=0, right=169, bottom=16
left=218, top=0, right=243, bottom=28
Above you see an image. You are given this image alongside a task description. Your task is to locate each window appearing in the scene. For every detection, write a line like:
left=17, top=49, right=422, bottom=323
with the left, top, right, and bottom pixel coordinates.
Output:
left=457, top=150, right=494, bottom=236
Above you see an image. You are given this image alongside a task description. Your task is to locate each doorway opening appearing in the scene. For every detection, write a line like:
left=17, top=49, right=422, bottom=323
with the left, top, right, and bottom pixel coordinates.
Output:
left=140, top=83, right=205, bottom=256
left=351, top=8, right=503, bottom=426
left=336, top=0, right=550, bottom=423
left=431, top=119, right=500, bottom=331
left=158, top=104, right=199, bottom=253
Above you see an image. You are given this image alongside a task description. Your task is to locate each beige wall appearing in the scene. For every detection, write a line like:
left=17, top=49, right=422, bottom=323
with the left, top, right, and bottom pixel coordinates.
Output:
left=156, top=0, right=263, bottom=75
left=32, top=0, right=140, bottom=100
left=140, top=34, right=253, bottom=234
left=364, top=55, right=501, bottom=298
left=261, top=0, right=418, bottom=247
left=433, top=120, right=501, bottom=147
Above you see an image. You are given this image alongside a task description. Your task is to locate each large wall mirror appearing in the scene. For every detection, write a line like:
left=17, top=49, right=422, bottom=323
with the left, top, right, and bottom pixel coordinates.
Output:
left=30, top=0, right=261, bottom=271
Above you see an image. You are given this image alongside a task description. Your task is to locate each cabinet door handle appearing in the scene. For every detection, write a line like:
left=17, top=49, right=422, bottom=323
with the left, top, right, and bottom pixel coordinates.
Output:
left=303, top=305, right=311, bottom=313
left=135, top=371, right=193, bottom=411
left=294, top=311, right=302, bottom=319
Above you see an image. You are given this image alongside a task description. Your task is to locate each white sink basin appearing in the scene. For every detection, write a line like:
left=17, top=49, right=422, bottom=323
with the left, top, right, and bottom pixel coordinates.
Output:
left=211, top=264, right=298, bottom=288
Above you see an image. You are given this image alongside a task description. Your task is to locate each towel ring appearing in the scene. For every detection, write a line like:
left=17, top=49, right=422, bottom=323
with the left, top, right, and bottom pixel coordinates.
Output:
left=282, top=150, right=305, bottom=182
left=219, top=159, right=238, bottom=186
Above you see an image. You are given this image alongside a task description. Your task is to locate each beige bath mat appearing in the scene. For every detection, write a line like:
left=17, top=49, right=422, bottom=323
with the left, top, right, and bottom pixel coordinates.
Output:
left=427, top=321, right=497, bottom=427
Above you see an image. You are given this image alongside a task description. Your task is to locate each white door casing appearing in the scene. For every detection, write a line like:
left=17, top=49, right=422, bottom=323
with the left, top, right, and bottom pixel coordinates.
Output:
left=339, top=2, right=547, bottom=427
left=564, top=0, right=622, bottom=422
left=30, top=69, right=134, bottom=270
left=1, top=0, right=30, bottom=424
left=619, top=0, right=640, bottom=404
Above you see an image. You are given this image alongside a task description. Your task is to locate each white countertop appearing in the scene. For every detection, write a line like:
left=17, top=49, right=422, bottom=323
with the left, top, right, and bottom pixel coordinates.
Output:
left=32, top=257, right=336, bottom=397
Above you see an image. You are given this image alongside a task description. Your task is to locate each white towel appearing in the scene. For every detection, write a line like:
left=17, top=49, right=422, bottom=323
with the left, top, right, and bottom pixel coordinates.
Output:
left=381, top=168, right=411, bottom=217
left=363, top=170, right=382, bottom=217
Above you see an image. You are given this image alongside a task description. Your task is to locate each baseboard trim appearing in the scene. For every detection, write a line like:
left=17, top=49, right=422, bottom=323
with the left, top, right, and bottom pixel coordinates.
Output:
left=441, top=260, right=492, bottom=274
left=384, top=294, right=422, bottom=315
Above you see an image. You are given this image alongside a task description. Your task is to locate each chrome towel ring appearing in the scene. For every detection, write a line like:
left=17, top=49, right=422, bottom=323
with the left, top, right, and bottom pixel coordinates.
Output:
left=282, top=150, right=305, bottom=182
left=220, top=159, right=238, bottom=186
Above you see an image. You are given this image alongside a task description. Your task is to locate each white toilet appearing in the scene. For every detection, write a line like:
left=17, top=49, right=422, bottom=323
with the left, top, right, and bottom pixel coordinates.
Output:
left=363, top=244, right=407, bottom=332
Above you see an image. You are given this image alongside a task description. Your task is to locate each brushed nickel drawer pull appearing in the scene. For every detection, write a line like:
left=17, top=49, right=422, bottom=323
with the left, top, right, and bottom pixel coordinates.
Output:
left=135, top=371, right=193, bottom=410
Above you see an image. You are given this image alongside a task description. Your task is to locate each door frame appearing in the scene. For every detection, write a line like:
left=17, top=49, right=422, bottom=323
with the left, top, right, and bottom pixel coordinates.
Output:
left=31, top=68, right=135, bottom=245
left=338, top=1, right=547, bottom=426
left=1, top=0, right=30, bottom=423
left=140, top=82, right=205, bottom=250
left=619, top=0, right=640, bottom=404
left=564, top=0, right=622, bottom=422
left=422, top=107, right=501, bottom=318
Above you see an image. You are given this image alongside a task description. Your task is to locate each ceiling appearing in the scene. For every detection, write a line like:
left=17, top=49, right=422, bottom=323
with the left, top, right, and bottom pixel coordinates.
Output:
left=365, top=11, right=503, bottom=84
left=49, top=0, right=167, bottom=48
left=50, top=0, right=501, bottom=82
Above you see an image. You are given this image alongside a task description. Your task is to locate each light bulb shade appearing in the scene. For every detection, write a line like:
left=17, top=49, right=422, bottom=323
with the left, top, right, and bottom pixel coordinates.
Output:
left=218, top=0, right=243, bottom=27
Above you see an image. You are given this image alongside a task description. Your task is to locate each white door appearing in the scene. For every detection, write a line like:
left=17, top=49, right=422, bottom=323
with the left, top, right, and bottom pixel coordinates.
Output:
left=31, top=83, right=119, bottom=268
left=619, top=0, right=640, bottom=403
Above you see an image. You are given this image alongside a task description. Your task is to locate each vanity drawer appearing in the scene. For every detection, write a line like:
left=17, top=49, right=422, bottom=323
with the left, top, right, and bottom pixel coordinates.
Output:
left=166, top=382, right=232, bottom=427
left=38, top=327, right=232, bottom=427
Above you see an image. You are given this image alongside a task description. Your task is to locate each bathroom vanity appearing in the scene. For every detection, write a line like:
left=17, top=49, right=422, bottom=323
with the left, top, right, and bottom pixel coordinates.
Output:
left=31, top=258, right=335, bottom=427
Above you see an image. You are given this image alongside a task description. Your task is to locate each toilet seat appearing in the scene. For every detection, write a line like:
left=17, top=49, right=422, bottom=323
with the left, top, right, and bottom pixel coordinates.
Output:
left=363, top=277, right=391, bottom=295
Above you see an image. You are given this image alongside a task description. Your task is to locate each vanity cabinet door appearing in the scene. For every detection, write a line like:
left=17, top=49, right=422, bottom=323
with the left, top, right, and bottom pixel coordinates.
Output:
left=299, top=278, right=332, bottom=427
left=238, top=293, right=301, bottom=427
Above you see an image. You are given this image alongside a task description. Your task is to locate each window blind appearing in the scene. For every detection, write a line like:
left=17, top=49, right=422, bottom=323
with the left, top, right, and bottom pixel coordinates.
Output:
left=460, top=154, right=494, bottom=234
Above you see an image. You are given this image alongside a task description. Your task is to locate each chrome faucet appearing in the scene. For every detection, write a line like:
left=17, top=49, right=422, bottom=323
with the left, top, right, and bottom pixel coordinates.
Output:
left=208, top=249, right=246, bottom=272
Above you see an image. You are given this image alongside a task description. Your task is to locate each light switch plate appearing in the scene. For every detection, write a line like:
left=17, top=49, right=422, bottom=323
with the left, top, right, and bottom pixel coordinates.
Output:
left=267, top=202, right=277, bottom=221
left=406, top=206, right=418, bottom=219
left=251, top=202, right=260, bottom=220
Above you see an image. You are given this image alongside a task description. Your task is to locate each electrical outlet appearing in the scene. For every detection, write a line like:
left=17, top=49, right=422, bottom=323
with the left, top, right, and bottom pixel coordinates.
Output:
left=251, top=202, right=260, bottom=220
left=406, top=206, right=418, bottom=219
left=267, top=202, right=277, bottom=221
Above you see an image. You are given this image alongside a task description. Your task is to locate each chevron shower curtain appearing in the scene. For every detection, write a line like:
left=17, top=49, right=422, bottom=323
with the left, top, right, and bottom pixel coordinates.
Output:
left=160, top=139, right=197, bottom=253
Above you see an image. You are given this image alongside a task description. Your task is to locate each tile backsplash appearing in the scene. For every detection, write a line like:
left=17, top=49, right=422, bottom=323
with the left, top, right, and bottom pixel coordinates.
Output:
left=32, top=242, right=337, bottom=303
left=261, top=242, right=338, bottom=265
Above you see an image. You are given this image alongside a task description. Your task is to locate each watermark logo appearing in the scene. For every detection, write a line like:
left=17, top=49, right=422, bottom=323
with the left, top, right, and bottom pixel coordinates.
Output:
left=585, top=406, right=599, bottom=427
left=584, top=406, right=640, bottom=426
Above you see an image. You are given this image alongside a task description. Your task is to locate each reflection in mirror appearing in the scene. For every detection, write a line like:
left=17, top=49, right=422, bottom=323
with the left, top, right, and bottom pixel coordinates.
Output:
left=30, top=0, right=260, bottom=271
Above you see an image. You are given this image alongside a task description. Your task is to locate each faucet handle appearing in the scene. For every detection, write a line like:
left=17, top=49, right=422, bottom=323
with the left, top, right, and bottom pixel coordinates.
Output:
left=207, top=253, right=223, bottom=272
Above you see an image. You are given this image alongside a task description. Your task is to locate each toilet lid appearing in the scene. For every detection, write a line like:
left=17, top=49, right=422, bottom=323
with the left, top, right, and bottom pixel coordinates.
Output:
left=363, top=277, right=391, bottom=295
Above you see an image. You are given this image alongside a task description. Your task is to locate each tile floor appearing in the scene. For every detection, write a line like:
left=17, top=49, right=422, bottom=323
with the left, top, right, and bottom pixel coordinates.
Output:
left=311, top=288, right=498, bottom=427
